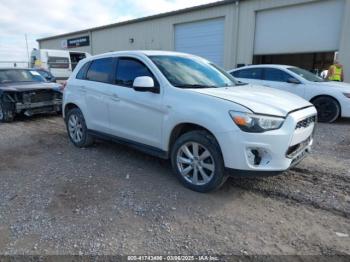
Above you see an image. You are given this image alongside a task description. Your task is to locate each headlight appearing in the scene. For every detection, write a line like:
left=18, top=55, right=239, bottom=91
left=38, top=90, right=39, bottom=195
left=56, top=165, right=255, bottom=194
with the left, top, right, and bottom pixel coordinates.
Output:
left=343, top=93, right=350, bottom=98
left=229, top=111, right=285, bottom=133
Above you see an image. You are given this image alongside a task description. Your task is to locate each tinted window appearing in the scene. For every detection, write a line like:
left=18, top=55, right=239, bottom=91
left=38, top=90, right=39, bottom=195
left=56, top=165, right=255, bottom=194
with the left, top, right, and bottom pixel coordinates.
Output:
left=232, top=68, right=263, bottom=80
left=263, top=68, right=291, bottom=82
left=76, top=62, right=90, bottom=80
left=115, top=58, right=155, bottom=87
left=86, top=58, right=113, bottom=83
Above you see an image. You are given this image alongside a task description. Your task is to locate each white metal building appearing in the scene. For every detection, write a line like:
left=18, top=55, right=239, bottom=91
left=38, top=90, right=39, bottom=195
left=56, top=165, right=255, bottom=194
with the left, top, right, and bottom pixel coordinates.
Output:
left=37, top=0, right=350, bottom=82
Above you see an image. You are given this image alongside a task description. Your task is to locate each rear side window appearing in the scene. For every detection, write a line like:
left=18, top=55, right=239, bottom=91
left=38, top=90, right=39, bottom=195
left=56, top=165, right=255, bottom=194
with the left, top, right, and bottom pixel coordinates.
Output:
left=231, top=68, right=263, bottom=80
left=115, top=58, right=156, bottom=87
left=263, top=68, right=291, bottom=82
left=76, top=62, right=90, bottom=80
left=86, top=58, right=113, bottom=83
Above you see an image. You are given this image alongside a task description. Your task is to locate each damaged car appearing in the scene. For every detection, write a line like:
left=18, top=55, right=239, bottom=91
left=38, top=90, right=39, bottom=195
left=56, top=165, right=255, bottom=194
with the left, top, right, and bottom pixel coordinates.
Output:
left=0, top=68, right=62, bottom=122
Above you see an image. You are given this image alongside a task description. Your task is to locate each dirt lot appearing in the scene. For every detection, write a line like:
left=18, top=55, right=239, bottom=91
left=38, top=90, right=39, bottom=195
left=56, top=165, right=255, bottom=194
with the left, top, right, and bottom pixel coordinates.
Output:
left=0, top=115, right=349, bottom=255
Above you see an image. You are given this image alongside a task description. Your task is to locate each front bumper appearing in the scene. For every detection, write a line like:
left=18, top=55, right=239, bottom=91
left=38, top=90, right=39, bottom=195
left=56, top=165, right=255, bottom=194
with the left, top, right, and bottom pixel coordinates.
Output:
left=15, top=100, right=62, bottom=115
left=217, top=106, right=317, bottom=172
left=341, top=99, right=350, bottom=118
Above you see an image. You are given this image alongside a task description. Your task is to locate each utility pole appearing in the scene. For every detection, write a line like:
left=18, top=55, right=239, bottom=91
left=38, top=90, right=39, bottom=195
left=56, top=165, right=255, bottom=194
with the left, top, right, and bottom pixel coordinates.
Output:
left=25, top=34, right=30, bottom=68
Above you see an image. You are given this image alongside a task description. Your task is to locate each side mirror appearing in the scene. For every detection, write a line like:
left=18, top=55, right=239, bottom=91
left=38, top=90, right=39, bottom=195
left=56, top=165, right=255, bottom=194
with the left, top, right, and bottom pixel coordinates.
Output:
left=133, top=76, right=159, bottom=93
left=287, top=78, right=301, bottom=84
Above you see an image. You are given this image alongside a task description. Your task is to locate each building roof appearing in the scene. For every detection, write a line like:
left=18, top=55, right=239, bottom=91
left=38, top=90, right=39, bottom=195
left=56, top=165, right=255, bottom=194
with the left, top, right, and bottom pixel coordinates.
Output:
left=37, top=0, right=237, bottom=42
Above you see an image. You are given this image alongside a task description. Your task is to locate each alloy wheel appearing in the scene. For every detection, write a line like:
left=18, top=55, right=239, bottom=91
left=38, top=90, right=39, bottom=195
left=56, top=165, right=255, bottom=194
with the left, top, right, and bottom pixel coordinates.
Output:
left=68, top=114, right=83, bottom=143
left=176, top=142, right=215, bottom=186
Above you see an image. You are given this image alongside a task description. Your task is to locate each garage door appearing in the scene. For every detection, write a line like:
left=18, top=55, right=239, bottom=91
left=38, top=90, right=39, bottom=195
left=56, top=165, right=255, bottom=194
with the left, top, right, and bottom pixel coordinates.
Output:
left=175, top=18, right=224, bottom=66
left=254, top=0, right=345, bottom=55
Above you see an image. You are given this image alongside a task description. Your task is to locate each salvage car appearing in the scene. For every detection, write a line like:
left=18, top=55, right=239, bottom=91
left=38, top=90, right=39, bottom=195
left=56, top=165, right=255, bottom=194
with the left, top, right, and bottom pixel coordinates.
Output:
left=63, top=51, right=317, bottom=192
left=229, top=65, right=350, bottom=123
left=0, top=68, right=62, bottom=122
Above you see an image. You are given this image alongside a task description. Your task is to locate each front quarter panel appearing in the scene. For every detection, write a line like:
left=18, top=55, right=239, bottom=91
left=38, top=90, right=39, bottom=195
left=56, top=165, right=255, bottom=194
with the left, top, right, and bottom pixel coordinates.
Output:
left=161, top=86, right=248, bottom=151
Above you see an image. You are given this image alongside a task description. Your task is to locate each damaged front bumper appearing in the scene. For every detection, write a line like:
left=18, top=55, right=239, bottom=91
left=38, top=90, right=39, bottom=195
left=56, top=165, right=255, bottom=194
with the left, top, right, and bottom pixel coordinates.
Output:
left=15, top=99, right=62, bottom=116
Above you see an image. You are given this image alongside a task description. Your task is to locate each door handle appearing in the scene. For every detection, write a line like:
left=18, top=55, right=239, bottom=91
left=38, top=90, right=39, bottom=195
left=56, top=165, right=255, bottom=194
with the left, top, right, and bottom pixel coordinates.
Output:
left=111, top=93, right=120, bottom=101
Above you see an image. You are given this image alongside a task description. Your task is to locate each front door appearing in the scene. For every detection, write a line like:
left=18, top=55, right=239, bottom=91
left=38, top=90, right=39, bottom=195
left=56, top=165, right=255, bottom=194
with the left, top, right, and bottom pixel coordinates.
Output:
left=106, top=57, right=164, bottom=149
left=262, top=68, right=305, bottom=97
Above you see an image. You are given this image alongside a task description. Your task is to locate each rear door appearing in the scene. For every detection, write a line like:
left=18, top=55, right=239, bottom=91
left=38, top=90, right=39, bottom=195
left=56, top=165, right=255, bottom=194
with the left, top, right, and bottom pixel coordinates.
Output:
left=81, top=57, right=114, bottom=133
left=106, top=56, right=164, bottom=148
left=262, top=68, right=305, bottom=97
left=230, top=68, right=264, bottom=85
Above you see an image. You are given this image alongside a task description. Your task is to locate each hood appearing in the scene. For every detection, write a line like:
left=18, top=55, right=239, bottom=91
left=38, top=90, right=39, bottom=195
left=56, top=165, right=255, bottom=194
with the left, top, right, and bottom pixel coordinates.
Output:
left=317, top=81, right=350, bottom=92
left=190, top=85, right=312, bottom=117
left=0, top=82, right=61, bottom=92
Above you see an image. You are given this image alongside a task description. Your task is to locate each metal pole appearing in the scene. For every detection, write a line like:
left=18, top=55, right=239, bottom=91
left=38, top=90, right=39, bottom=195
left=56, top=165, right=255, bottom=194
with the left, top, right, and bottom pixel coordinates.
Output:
left=25, top=34, right=30, bottom=68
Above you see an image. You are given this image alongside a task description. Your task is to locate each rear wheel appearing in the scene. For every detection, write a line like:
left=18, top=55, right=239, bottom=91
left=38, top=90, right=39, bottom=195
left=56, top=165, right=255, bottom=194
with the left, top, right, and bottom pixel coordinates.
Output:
left=312, top=96, right=340, bottom=123
left=171, top=130, right=226, bottom=193
left=66, top=108, right=93, bottom=147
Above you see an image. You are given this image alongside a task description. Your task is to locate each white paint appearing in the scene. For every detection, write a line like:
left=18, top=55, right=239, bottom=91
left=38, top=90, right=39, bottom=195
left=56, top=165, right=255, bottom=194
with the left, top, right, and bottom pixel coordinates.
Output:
left=64, top=50, right=317, bottom=173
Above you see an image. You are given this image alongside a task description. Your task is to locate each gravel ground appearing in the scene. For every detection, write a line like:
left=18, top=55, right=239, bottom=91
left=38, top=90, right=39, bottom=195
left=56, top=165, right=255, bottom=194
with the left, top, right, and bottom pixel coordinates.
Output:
left=0, top=115, right=349, bottom=255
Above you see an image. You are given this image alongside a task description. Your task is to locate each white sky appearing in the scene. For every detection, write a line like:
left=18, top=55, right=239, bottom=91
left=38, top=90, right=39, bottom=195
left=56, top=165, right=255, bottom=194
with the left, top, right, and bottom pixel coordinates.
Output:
left=0, top=0, right=218, bottom=64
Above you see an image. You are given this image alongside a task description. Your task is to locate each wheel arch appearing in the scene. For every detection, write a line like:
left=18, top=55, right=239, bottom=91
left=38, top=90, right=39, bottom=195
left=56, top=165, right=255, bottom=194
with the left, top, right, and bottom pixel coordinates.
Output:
left=167, top=122, right=221, bottom=153
left=64, top=103, right=80, bottom=118
left=310, top=94, right=341, bottom=115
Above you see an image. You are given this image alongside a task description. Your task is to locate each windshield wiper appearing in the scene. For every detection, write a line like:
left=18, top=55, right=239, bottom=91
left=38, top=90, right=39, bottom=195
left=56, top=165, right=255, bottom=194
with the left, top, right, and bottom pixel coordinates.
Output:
left=174, top=84, right=218, bottom=89
left=236, top=81, right=248, bottom=86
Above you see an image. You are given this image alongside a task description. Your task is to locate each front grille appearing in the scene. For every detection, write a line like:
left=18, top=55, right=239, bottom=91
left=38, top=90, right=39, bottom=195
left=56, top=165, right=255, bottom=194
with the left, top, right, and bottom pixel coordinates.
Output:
left=295, top=115, right=316, bottom=129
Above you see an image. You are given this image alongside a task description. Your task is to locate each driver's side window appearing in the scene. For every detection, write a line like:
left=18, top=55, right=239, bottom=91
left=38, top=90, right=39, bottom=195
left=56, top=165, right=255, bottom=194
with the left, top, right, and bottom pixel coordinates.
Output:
left=115, top=57, right=158, bottom=87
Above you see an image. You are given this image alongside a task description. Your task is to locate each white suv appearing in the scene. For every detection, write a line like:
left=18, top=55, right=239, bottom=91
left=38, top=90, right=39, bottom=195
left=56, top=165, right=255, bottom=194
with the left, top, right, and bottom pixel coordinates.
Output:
left=63, top=51, right=317, bottom=192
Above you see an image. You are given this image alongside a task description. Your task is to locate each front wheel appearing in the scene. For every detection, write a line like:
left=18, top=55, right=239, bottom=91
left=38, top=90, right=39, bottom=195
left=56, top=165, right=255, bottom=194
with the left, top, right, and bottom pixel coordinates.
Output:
left=312, top=96, right=340, bottom=123
left=0, top=100, right=14, bottom=123
left=170, top=130, right=227, bottom=193
left=66, top=108, right=93, bottom=147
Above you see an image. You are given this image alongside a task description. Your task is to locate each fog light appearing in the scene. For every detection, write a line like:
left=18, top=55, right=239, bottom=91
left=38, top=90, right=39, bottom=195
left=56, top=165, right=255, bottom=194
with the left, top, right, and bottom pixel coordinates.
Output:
left=246, top=148, right=272, bottom=167
left=251, top=149, right=262, bottom=165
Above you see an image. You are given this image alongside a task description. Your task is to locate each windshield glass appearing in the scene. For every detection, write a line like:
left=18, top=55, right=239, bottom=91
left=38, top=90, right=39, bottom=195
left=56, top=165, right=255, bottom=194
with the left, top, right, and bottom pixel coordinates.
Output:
left=0, top=69, right=46, bottom=84
left=288, top=67, right=325, bottom=82
left=149, top=55, right=237, bottom=88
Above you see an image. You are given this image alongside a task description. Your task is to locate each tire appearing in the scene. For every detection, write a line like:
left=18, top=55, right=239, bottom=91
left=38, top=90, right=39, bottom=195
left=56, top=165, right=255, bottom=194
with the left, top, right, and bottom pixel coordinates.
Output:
left=312, top=96, right=340, bottom=123
left=0, top=100, right=15, bottom=123
left=65, top=108, right=93, bottom=147
left=170, top=130, right=227, bottom=193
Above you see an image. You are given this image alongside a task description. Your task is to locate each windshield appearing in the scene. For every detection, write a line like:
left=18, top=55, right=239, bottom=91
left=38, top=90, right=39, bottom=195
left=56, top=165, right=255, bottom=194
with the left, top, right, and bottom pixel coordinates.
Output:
left=0, top=69, right=46, bottom=84
left=149, top=55, right=237, bottom=88
left=288, top=67, right=325, bottom=82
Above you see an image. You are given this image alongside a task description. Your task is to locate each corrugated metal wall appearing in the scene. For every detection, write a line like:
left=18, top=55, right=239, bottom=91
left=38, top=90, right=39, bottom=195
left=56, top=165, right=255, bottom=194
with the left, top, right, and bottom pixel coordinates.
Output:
left=39, top=0, right=349, bottom=81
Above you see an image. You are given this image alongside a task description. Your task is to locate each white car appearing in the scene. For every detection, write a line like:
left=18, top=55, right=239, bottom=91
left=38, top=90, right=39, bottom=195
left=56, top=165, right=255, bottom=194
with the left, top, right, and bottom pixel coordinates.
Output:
left=229, top=65, right=350, bottom=123
left=63, top=51, right=316, bottom=192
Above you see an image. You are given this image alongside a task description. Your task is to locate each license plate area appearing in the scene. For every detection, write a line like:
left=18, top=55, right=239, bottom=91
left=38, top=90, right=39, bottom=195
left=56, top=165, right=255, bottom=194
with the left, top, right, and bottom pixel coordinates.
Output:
left=286, top=136, right=313, bottom=159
